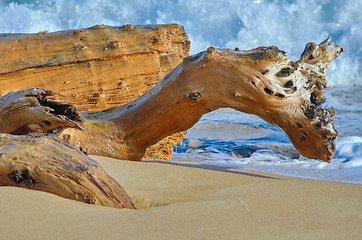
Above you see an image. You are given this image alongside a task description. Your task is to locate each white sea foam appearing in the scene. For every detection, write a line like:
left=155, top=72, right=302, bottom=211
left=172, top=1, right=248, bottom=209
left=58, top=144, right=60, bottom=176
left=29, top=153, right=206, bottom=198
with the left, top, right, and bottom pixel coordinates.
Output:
left=1, top=0, right=361, bottom=86
left=172, top=108, right=362, bottom=184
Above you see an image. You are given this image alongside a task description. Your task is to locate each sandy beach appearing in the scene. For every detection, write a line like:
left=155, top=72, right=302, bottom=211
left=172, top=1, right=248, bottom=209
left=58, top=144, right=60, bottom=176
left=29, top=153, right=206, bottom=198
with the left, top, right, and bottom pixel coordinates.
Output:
left=0, top=155, right=361, bottom=240
left=1, top=1, right=362, bottom=239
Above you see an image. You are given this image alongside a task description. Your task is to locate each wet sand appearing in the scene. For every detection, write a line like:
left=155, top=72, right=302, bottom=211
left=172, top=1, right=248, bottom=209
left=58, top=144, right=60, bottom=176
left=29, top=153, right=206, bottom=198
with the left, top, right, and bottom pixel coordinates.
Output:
left=1, top=155, right=361, bottom=239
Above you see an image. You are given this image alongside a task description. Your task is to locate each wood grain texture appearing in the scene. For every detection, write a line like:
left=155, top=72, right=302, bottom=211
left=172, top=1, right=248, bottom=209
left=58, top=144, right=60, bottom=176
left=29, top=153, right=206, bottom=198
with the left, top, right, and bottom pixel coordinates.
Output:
left=0, top=133, right=135, bottom=209
left=0, top=24, right=190, bottom=160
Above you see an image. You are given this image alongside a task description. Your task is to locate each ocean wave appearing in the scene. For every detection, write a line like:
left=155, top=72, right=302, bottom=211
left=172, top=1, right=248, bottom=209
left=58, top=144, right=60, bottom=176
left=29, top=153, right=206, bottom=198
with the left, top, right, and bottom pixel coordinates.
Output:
left=1, top=0, right=361, bottom=86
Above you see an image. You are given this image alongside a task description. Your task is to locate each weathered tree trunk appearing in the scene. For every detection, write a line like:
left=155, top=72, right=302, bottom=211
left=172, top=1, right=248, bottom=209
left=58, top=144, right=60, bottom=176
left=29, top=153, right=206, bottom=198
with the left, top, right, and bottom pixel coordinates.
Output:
left=0, top=24, right=189, bottom=111
left=58, top=38, right=341, bottom=162
left=0, top=24, right=190, bottom=159
left=0, top=38, right=342, bottom=162
left=0, top=133, right=135, bottom=209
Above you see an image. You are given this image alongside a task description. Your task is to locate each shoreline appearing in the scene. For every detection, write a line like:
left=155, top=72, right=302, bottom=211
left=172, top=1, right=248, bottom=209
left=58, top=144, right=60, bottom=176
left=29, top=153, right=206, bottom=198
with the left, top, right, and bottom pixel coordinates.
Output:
left=1, top=156, right=361, bottom=239
left=169, top=158, right=362, bottom=185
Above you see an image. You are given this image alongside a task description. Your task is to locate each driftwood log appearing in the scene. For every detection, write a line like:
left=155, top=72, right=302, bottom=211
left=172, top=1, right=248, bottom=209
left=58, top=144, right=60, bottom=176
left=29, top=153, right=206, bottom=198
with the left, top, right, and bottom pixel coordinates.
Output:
left=1, top=38, right=341, bottom=162
left=0, top=38, right=341, bottom=207
left=59, top=38, right=341, bottom=162
left=0, top=133, right=135, bottom=209
left=0, top=24, right=191, bottom=207
left=0, top=24, right=190, bottom=160
left=0, top=24, right=189, bottom=111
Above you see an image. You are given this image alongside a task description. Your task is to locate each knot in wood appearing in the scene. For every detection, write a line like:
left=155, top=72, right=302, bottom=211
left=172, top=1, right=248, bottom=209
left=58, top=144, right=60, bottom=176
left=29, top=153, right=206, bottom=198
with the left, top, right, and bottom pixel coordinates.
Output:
left=104, top=41, right=119, bottom=50
left=187, top=92, right=201, bottom=101
left=276, top=67, right=293, bottom=77
left=206, top=47, right=216, bottom=58
left=8, top=169, right=34, bottom=186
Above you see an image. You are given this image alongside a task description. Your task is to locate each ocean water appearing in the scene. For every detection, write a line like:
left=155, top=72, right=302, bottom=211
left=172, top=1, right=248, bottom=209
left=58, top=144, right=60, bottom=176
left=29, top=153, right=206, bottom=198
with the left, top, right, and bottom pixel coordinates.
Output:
left=1, top=0, right=361, bottom=183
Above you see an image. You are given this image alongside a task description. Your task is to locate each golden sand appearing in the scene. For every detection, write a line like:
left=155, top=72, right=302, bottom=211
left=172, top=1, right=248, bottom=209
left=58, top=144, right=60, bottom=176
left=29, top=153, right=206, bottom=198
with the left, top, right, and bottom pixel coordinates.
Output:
left=1, top=156, right=361, bottom=239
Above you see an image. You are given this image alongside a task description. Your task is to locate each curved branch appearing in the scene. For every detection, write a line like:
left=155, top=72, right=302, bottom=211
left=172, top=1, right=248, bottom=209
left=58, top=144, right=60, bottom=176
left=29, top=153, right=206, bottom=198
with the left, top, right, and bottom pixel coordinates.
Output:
left=1, top=39, right=342, bottom=162
left=59, top=38, right=341, bottom=162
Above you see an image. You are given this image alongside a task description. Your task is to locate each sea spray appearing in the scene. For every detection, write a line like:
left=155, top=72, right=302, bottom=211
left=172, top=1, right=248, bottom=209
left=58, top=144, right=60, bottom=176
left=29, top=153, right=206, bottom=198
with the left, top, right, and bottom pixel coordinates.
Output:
left=1, top=0, right=361, bottom=86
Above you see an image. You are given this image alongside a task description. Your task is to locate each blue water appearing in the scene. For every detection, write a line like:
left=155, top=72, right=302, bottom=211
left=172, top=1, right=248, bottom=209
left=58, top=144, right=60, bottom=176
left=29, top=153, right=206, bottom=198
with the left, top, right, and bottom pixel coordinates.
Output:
left=1, top=0, right=361, bottom=183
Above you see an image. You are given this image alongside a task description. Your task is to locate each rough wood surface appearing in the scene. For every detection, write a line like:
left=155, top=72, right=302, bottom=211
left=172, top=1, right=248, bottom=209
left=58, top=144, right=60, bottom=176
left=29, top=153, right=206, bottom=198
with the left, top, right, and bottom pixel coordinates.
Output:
left=5, top=38, right=336, bottom=162
left=0, top=24, right=190, bottom=159
left=60, top=38, right=341, bottom=162
left=0, top=88, right=83, bottom=135
left=0, top=39, right=341, bottom=163
left=0, top=133, right=135, bottom=209
left=0, top=37, right=342, bottom=209
left=0, top=24, right=189, bottom=111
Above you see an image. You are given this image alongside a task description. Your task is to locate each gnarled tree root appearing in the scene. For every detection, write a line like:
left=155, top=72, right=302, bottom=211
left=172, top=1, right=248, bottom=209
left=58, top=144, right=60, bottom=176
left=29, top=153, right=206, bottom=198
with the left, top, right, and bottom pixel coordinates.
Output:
left=0, top=133, right=135, bottom=209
